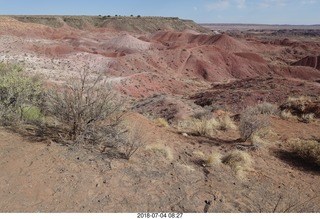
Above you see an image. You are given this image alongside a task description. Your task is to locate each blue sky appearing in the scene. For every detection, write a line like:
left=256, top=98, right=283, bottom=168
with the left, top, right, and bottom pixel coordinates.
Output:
left=0, top=0, right=319, bottom=24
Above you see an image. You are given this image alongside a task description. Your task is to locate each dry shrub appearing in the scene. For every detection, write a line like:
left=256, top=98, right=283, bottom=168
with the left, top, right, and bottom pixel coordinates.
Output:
left=121, top=122, right=150, bottom=160
left=239, top=106, right=270, bottom=142
left=146, top=143, right=174, bottom=161
left=256, top=102, right=280, bottom=116
left=44, top=69, right=124, bottom=146
left=255, top=188, right=320, bottom=212
left=221, top=150, right=253, bottom=179
left=288, top=138, right=320, bottom=166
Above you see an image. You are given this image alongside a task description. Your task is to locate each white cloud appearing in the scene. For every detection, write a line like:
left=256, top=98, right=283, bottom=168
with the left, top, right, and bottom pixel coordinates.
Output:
left=206, top=0, right=247, bottom=11
left=206, top=0, right=230, bottom=11
left=301, top=0, right=317, bottom=4
left=258, top=0, right=288, bottom=8
left=235, top=0, right=246, bottom=8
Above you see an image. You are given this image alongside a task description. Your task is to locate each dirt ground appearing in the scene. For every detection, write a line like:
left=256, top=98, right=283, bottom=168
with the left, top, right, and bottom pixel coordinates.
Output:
left=0, top=115, right=320, bottom=212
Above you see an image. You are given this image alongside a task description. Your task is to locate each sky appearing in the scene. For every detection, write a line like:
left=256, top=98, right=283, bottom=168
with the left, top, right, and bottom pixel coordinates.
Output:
left=0, top=0, right=319, bottom=25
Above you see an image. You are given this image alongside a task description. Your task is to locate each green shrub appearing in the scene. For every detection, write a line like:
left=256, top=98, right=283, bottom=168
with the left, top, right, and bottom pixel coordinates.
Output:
left=20, top=105, right=44, bottom=123
left=0, top=63, right=43, bottom=124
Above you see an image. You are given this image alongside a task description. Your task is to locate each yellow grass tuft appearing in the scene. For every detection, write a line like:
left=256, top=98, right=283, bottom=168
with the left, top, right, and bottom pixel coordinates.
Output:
left=216, top=115, right=237, bottom=131
left=177, top=115, right=236, bottom=137
left=153, top=118, right=169, bottom=127
left=192, top=150, right=205, bottom=160
left=301, top=113, right=315, bottom=123
left=146, top=143, right=174, bottom=161
left=177, top=163, right=195, bottom=172
left=251, top=127, right=275, bottom=147
left=280, top=110, right=295, bottom=120
left=205, top=151, right=222, bottom=167
left=221, top=150, right=253, bottom=179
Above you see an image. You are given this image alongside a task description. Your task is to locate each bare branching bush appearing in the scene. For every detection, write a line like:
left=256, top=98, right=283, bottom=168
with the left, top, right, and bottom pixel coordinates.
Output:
left=44, top=69, right=125, bottom=147
left=288, top=138, right=320, bottom=166
left=121, top=122, right=150, bottom=160
left=255, top=188, right=320, bottom=212
left=239, top=106, right=270, bottom=143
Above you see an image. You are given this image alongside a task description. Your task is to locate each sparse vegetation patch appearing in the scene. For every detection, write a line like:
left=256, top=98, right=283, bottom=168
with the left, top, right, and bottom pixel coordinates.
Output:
left=288, top=138, right=320, bottom=166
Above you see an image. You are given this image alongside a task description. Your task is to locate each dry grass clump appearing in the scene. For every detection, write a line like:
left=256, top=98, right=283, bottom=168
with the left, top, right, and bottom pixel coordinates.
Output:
left=287, top=96, right=311, bottom=102
left=146, top=143, right=174, bottom=161
left=177, top=163, right=195, bottom=172
left=280, top=110, right=296, bottom=120
left=191, top=117, right=218, bottom=136
left=206, top=152, right=222, bottom=167
left=192, top=150, right=205, bottom=159
left=280, top=96, right=320, bottom=121
left=288, top=138, right=320, bottom=166
left=256, top=102, right=280, bottom=116
left=215, top=115, right=237, bottom=131
left=301, top=113, right=315, bottom=123
left=192, top=150, right=222, bottom=167
left=177, top=113, right=236, bottom=137
left=251, top=128, right=277, bottom=148
left=221, top=150, right=253, bottom=179
left=153, top=117, right=169, bottom=127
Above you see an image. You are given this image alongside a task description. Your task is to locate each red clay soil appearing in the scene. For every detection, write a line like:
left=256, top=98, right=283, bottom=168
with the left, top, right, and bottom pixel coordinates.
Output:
left=191, top=76, right=320, bottom=113
left=292, top=55, right=320, bottom=71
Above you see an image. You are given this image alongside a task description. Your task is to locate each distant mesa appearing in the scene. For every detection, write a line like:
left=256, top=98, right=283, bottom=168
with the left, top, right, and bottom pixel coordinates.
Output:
left=1, top=15, right=210, bottom=33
